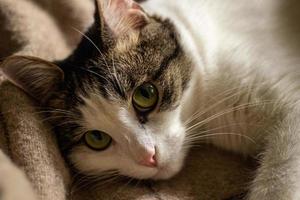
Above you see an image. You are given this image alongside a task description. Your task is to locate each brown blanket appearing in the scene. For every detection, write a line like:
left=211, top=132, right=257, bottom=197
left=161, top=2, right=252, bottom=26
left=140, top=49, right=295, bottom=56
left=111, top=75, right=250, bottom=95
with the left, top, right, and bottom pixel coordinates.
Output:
left=0, top=0, right=253, bottom=199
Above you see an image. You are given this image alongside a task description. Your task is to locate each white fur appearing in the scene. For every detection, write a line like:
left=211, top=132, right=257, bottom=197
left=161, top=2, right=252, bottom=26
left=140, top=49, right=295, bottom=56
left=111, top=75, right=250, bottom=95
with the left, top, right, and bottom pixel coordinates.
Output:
left=71, top=89, right=187, bottom=179
left=143, top=0, right=300, bottom=199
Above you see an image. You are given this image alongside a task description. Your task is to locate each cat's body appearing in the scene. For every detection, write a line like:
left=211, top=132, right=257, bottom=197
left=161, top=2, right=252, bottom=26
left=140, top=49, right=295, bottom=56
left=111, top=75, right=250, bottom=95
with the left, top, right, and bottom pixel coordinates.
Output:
left=143, top=0, right=300, bottom=199
left=141, top=0, right=296, bottom=153
left=2, top=0, right=300, bottom=199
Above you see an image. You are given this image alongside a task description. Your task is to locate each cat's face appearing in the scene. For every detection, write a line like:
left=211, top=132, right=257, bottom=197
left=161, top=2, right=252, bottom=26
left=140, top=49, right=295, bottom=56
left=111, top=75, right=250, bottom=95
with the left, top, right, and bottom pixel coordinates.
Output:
left=1, top=0, right=193, bottom=179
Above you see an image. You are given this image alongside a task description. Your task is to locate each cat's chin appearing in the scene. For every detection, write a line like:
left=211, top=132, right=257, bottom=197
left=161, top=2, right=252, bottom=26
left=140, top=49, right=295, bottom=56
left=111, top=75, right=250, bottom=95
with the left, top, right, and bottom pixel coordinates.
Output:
left=138, top=156, right=185, bottom=180
left=151, top=168, right=180, bottom=180
left=126, top=165, right=181, bottom=180
left=151, top=161, right=184, bottom=180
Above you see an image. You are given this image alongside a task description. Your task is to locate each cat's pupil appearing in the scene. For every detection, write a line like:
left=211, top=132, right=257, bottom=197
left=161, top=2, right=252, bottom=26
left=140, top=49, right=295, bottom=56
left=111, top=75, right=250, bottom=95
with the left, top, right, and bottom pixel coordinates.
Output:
left=92, top=131, right=103, bottom=140
left=141, top=88, right=150, bottom=99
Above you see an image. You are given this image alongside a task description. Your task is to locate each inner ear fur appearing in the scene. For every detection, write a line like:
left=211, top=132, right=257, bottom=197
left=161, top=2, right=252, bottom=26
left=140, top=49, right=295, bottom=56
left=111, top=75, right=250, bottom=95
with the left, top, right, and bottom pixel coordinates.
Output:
left=1, top=55, right=64, bottom=103
left=100, top=0, right=149, bottom=37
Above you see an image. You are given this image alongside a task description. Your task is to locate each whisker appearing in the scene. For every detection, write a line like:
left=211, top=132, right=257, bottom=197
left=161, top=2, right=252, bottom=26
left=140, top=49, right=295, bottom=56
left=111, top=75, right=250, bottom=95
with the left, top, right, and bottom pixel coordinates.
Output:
left=183, top=80, right=275, bottom=126
left=182, top=140, right=208, bottom=150
left=186, top=100, right=273, bottom=133
left=79, top=67, right=110, bottom=83
left=70, top=171, right=120, bottom=196
left=184, top=89, right=249, bottom=126
left=111, top=177, right=134, bottom=199
left=71, top=27, right=109, bottom=68
left=186, top=122, right=262, bottom=138
left=111, top=52, right=126, bottom=97
left=184, top=132, right=256, bottom=144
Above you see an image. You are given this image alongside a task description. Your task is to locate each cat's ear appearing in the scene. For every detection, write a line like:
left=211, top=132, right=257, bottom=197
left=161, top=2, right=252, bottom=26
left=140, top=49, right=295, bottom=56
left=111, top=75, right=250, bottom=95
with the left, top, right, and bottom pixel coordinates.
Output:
left=1, top=56, right=64, bottom=103
left=64, top=0, right=148, bottom=64
left=100, top=0, right=149, bottom=37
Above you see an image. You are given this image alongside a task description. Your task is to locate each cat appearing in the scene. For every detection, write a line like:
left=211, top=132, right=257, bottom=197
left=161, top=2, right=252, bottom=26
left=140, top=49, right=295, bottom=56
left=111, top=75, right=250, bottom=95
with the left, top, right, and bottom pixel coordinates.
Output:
left=2, top=0, right=300, bottom=199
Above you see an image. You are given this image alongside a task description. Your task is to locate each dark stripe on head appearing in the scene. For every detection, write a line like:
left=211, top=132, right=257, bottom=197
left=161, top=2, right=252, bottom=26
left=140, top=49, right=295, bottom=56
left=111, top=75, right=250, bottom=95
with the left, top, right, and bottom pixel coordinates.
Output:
left=153, top=40, right=180, bottom=81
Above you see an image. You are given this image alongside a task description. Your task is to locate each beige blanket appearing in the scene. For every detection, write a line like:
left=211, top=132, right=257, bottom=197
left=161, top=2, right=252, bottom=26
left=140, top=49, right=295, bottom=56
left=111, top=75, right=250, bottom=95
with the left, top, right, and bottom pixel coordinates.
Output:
left=0, top=0, right=253, bottom=199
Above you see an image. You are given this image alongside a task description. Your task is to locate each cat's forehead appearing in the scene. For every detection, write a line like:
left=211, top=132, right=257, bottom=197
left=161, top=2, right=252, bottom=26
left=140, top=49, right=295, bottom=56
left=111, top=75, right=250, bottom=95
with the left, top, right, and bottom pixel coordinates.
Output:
left=106, top=18, right=181, bottom=78
left=138, top=17, right=179, bottom=53
left=111, top=17, right=178, bottom=63
left=80, top=18, right=191, bottom=111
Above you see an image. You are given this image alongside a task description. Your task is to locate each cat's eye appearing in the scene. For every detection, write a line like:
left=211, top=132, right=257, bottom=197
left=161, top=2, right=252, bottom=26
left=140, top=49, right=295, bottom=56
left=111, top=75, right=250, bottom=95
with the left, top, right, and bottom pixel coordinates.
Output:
left=133, top=83, right=158, bottom=112
left=84, top=130, right=112, bottom=151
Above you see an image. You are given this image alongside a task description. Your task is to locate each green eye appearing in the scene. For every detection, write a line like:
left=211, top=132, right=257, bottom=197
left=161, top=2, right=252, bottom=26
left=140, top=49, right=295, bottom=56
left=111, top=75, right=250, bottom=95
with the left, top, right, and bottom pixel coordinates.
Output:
left=133, top=83, right=158, bottom=112
left=84, top=130, right=112, bottom=151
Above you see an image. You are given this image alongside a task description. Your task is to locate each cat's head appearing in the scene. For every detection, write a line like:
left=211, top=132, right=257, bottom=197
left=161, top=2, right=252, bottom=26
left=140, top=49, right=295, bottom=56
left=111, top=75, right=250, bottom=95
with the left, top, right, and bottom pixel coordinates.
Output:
left=1, top=0, right=193, bottom=180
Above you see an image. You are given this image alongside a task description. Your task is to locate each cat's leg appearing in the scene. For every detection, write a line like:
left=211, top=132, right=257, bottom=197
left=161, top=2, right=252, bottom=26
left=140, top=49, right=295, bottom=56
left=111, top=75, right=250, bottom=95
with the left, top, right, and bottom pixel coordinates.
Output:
left=247, top=110, right=300, bottom=200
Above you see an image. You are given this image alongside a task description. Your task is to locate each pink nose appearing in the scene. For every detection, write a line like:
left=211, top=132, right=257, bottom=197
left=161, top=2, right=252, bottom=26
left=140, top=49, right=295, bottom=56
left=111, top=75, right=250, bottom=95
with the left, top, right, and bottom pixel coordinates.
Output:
left=139, top=151, right=157, bottom=167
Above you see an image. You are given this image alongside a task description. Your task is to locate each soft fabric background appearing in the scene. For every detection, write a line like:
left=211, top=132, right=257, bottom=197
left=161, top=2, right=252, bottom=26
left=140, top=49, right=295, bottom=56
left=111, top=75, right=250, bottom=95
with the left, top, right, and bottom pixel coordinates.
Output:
left=0, top=0, right=255, bottom=199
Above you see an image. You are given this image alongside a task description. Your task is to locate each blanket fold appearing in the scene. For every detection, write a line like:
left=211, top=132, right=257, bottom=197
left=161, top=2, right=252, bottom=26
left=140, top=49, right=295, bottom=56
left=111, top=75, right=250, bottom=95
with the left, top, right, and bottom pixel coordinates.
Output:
left=0, top=81, right=70, bottom=200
